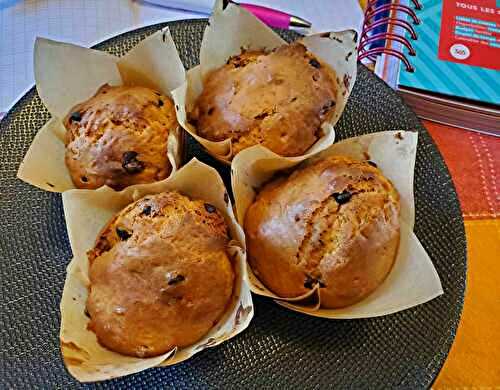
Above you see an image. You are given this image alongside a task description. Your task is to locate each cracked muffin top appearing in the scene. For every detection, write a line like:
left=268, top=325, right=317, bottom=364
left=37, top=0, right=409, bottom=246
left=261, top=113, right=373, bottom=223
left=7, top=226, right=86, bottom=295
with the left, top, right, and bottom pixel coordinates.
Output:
left=64, top=84, right=178, bottom=190
left=190, top=42, right=338, bottom=158
left=86, top=191, right=234, bottom=357
left=244, top=156, right=400, bottom=309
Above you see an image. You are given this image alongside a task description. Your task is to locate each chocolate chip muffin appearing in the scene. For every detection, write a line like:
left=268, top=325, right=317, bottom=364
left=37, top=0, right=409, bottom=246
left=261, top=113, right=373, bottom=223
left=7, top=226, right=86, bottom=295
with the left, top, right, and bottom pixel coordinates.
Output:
left=64, top=84, right=178, bottom=190
left=191, top=42, right=338, bottom=158
left=86, top=191, right=234, bottom=357
left=244, top=156, right=400, bottom=309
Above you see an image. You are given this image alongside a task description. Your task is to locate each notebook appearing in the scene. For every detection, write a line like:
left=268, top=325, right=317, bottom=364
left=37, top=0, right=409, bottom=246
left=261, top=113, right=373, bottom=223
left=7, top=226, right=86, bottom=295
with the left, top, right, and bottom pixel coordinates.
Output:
left=361, top=0, right=500, bottom=136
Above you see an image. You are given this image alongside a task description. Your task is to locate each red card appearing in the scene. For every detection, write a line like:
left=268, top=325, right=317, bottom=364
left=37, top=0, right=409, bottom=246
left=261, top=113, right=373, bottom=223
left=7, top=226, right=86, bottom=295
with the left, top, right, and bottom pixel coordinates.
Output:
left=438, top=0, right=500, bottom=70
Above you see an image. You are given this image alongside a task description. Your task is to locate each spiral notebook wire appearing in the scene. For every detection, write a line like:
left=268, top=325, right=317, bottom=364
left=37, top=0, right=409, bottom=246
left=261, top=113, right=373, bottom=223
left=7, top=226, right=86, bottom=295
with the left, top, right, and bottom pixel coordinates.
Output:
left=359, top=0, right=421, bottom=88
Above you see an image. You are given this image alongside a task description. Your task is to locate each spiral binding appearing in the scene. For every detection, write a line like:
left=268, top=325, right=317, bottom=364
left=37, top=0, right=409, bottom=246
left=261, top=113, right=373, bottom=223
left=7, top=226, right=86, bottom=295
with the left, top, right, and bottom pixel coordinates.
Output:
left=359, top=0, right=422, bottom=73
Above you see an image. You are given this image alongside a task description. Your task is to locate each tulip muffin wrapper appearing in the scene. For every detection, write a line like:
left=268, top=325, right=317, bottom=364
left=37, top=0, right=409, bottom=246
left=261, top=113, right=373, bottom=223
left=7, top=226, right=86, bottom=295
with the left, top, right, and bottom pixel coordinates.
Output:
left=17, top=28, right=185, bottom=193
left=60, top=159, right=253, bottom=382
left=171, top=0, right=358, bottom=163
left=231, top=131, right=443, bottom=319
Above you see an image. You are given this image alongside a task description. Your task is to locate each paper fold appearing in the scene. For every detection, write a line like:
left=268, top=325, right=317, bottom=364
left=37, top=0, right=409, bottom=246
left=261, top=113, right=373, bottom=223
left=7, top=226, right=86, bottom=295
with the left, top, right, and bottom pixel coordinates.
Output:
left=60, top=159, right=253, bottom=382
left=231, top=131, right=443, bottom=318
left=18, top=28, right=186, bottom=192
left=172, top=0, right=358, bottom=163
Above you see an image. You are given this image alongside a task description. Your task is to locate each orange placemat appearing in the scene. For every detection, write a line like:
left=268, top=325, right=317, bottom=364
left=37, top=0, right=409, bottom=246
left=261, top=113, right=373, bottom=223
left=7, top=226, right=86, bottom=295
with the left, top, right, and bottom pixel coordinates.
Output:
left=424, top=121, right=500, bottom=388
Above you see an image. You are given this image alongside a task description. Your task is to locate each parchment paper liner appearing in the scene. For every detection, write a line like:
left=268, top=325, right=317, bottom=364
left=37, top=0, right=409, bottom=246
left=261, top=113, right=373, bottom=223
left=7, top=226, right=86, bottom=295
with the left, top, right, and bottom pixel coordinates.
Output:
left=17, top=28, right=186, bottom=193
left=171, top=0, right=358, bottom=163
left=60, top=159, right=253, bottom=382
left=232, top=131, right=443, bottom=318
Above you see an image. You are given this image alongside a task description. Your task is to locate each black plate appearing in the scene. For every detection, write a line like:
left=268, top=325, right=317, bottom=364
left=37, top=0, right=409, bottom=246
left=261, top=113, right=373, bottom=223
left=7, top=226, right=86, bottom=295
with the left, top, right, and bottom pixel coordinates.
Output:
left=0, top=20, right=466, bottom=389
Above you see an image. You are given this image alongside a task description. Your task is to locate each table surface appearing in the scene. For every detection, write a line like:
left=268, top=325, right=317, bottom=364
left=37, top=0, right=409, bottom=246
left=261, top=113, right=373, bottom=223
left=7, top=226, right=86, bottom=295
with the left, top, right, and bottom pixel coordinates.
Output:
left=423, top=121, right=499, bottom=388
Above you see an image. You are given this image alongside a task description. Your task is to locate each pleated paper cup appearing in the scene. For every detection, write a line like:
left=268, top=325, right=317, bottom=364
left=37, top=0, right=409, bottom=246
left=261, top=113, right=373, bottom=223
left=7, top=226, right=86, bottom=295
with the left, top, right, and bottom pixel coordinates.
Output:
left=232, top=131, right=443, bottom=319
left=172, top=0, right=358, bottom=164
left=60, top=159, right=253, bottom=382
left=18, top=28, right=185, bottom=193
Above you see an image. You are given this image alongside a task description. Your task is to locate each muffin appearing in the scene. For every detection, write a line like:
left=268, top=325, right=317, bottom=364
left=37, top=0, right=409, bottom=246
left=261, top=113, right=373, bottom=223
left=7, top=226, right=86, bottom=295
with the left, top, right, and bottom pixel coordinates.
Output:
left=191, top=42, right=338, bottom=157
left=64, top=84, right=178, bottom=190
left=244, top=156, right=400, bottom=309
left=86, top=191, right=234, bottom=357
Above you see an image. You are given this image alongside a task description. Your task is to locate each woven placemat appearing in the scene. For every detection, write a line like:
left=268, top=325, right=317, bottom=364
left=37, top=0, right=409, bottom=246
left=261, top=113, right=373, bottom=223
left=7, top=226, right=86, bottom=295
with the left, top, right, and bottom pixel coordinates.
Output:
left=0, top=20, right=466, bottom=389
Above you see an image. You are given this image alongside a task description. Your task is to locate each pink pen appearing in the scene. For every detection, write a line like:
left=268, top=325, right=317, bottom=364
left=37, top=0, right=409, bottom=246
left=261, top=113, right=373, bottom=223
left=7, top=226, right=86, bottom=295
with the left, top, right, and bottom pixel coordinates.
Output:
left=227, top=1, right=311, bottom=29
left=143, top=1, right=311, bottom=30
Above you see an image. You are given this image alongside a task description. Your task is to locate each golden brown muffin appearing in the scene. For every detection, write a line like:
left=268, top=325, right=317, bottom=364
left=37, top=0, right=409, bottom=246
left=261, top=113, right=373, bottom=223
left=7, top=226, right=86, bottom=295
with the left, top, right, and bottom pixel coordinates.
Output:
left=191, top=43, right=338, bottom=157
left=245, top=156, right=400, bottom=309
left=64, top=84, right=178, bottom=190
left=86, top=191, right=234, bottom=357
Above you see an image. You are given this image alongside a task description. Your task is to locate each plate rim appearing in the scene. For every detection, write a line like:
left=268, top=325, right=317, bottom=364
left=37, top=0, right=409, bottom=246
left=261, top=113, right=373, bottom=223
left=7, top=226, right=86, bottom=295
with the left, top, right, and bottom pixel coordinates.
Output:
left=0, top=18, right=466, bottom=388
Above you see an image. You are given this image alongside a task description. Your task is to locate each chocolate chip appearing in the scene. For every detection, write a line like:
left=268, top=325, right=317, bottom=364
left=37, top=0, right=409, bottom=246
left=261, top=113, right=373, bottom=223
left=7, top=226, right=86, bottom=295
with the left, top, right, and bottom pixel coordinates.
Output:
left=158, top=99, right=164, bottom=107
left=290, top=97, right=297, bottom=102
left=84, top=308, right=91, bottom=318
left=46, top=182, right=54, bottom=188
left=122, top=151, right=145, bottom=174
left=141, top=205, right=152, bottom=216
left=304, top=275, right=316, bottom=289
left=204, top=203, right=216, bottom=213
left=207, top=107, right=214, bottom=115
left=254, top=112, right=268, bottom=120
left=116, top=228, right=132, bottom=241
left=70, top=111, right=82, bottom=123
left=167, top=274, right=185, bottom=285
left=81, top=176, right=88, bottom=182
left=320, top=100, right=336, bottom=115
left=223, top=192, right=229, bottom=204
left=367, top=161, right=378, bottom=168
left=309, top=58, right=321, bottom=68
left=304, top=275, right=325, bottom=289
left=395, top=132, right=404, bottom=140
left=332, top=190, right=352, bottom=205
left=230, top=55, right=243, bottom=67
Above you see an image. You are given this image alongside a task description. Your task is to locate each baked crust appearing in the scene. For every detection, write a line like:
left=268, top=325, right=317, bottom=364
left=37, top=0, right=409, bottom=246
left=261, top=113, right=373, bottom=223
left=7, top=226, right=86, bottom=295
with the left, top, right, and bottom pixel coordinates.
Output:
left=86, top=191, right=234, bottom=357
left=191, top=43, right=338, bottom=157
left=245, top=156, right=400, bottom=308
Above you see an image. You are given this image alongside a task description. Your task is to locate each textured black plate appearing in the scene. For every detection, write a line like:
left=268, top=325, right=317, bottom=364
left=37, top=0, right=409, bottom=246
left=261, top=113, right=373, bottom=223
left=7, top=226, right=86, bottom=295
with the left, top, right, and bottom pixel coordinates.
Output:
left=0, top=20, right=466, bottom=389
